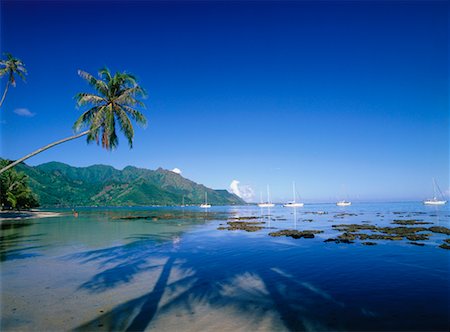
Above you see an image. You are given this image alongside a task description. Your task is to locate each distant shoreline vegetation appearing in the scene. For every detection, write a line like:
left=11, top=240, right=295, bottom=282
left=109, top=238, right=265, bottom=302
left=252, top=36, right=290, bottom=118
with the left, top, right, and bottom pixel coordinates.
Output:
left=10, top=160, right=244, bottom=208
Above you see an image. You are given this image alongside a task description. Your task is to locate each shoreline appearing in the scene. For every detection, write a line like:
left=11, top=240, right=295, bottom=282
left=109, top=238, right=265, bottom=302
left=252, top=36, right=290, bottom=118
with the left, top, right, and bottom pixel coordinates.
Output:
left=0, top=210, right=63, bottom=221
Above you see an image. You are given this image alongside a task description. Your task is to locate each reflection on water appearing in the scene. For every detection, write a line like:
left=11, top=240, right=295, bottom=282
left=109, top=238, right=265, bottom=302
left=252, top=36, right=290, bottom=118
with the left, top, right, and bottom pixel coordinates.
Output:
left=1, top=203, right=449, bottom=331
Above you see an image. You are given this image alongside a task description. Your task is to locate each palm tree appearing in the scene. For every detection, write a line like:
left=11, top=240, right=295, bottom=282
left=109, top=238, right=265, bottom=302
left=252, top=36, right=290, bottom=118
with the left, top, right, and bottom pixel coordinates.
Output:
left=0, top=160, right=38, bottom=209
left=0, top=53, right=27, bottom=108
left=0, top=68, right=147, bottom=174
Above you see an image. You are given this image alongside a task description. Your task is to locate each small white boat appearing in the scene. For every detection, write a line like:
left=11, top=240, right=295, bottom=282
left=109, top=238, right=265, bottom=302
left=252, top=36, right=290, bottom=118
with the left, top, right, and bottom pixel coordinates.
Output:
left=258, top=185, right=275, bottom=208
left=258, top=203, right=275, bottom=208
left=200, top=192, right=211, bottom=208
left=283, top=182, right=304, bottom=207
left=336, top=200, right=351, bottom=207
left=423, top=179, right=447, bottom=205
left=423, top=199, right=447, bottom=205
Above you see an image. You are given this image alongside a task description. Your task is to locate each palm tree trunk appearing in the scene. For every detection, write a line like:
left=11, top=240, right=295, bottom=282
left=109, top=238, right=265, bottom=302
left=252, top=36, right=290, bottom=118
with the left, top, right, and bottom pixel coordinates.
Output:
left=0, top=130, right=90, bottom=174
left=0, top=80, right=10, bottom=108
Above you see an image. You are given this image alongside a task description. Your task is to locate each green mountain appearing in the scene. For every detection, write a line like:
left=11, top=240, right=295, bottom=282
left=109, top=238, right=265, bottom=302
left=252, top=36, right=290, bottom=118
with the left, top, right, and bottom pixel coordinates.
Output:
left=14, top=162, right=245, bottom=207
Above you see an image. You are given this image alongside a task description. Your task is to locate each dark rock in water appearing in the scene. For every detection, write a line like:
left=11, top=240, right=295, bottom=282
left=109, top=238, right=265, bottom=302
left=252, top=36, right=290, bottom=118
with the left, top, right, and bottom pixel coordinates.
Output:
left=334, top=213, right=358, bottom=218
left=229, top=216, right=260, bottom=221
left=392, top=219, right=432, bottom=225
left=337, top=232, right=357, bottom=241
left=429, top=226, right=450, bottom=235
left=438, top=243, right=450, bottom=250
left=338, top=239, right=354, bottom=244
left=405, top=234, right=432, bottom=241
left=218, top=221, right=265, bottom=232
left=408, top=242, right=425, bottom=246
left=362, top=242, right=377, bottom=246
left=332, top=224, right=433, bottom=242
left=305, top=211, right=328, bottom=215
left=332, top=224, right=377, bottom=232
left=378, top=226, right=428, bottom=235
left=118, top=215, right=156, bottom=220
left=303, top=219, right=314, bottom=222
left=117, top=211, right=230, bottom=221
left=324, top=238, right=354, bottom=244
left=444, top=239, right=450, bottom=244
left=366, top=234, right=403, bottom=241
left=269, top=229, right=323, bottom=239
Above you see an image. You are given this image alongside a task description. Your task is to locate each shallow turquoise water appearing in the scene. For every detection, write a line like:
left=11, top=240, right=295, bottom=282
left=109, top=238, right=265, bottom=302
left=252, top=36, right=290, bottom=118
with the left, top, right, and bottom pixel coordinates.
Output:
left=1, top=203, right=449, bottom=331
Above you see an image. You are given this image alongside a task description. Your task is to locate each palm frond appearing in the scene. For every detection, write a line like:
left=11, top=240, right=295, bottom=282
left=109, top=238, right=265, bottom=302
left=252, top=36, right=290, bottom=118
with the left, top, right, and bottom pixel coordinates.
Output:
left=73, top=106, right=101, bottom=131
left=98, top=67, right=112, bottom=83
left=120, top=105, right=147, bottom=126
left=75, top=93, right=106, bottom=107
left=78, top=70, right=108, bottom=96
left=114, top=106, right=134, bottom=148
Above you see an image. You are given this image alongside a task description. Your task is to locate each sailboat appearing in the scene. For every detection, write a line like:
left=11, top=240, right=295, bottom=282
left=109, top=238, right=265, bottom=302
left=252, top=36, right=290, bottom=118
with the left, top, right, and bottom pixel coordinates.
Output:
left=336, top=184, right=351, bottom=206
left=423, top=179, right=447, bottom=205
left=181, top=195, right=185, bottom=207
left=283, top=182, right=304, bottom=207
left=200, top=192, right=211, bottom=208
left=258, top=185, right=275, bottom=208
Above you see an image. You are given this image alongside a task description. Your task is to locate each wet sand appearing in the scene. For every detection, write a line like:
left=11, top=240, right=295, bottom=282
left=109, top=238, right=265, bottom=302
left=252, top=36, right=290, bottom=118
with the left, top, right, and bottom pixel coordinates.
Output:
left=0, top=210, right=63, bottom=221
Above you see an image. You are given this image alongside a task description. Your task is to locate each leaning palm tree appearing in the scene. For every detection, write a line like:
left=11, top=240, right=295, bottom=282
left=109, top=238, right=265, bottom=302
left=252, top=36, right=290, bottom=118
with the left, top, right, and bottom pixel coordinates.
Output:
left=0, top=68, right=147, bottom=174
left=0, top=53, right=27, bottom=108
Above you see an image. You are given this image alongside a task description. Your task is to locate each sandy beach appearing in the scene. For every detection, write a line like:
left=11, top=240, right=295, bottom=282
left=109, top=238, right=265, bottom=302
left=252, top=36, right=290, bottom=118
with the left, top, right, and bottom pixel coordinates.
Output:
left=0, top=210, right=63, bottom=221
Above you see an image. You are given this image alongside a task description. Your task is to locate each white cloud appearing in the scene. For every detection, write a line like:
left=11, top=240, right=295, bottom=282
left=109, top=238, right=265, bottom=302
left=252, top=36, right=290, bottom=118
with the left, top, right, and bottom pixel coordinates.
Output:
left=171, top=168, right=182, bottom=174
left=229, top=180, right=254, bottom=202
left=14, top=108, right=35, bottom=117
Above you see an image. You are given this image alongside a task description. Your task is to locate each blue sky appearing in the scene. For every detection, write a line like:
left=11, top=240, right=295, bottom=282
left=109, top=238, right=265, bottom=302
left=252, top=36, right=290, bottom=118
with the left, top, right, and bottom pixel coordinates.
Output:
left=1, top=0, right=448, bottom=202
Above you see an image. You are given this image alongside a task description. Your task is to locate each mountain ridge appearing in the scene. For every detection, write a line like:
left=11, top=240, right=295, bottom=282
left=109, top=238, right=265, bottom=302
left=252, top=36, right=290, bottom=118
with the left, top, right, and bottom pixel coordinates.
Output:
left=13, top=161, right=245, bottom=207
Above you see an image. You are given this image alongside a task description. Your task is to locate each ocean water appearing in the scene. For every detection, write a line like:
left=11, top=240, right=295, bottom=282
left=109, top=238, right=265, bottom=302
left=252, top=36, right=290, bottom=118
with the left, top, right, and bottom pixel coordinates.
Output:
left=0, top=202, right=449, bottom=331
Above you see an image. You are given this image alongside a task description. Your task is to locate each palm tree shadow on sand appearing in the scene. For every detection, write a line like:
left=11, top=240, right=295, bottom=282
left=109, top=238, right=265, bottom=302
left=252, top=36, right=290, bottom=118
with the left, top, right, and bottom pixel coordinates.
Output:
left=0, top=222, right=46, bottom=262
left=70, top=230, right=376, bottom=332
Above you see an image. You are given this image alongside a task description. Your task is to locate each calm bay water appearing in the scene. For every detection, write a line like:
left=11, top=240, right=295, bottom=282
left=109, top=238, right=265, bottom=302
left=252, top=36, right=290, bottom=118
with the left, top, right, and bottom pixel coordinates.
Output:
left=1, top=203, right=449, bottom=331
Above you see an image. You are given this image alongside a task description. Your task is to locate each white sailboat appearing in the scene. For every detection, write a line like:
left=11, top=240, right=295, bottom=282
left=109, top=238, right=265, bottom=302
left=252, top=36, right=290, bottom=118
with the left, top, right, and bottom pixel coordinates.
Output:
left=200, top=192, right=211, bottom=208
left=423, top=179, right=447, bottom=205
left=258, top=185, right=275, bottom=208
left=283, top=182, right=304, bottom=207
left=336, top=184, right=351, bottom=206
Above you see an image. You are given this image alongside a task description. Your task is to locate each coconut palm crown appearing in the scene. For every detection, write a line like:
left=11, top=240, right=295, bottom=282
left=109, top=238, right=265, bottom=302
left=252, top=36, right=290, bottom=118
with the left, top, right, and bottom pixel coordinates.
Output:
left=74, top=68, right=147, bottom=150
left=0, top=53, right=27, bottom=107
left=0, top=53, right=27, bottom=85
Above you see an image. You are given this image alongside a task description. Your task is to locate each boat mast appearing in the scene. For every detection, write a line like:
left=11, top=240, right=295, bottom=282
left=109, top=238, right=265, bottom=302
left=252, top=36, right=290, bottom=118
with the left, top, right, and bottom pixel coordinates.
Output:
left=267, top=185, right=271, bottom=204
left=434, top=178, right=445, bottom=200
left=205, top=192, right=208, bottom=205
left=292, top=182, right=296, bottom=203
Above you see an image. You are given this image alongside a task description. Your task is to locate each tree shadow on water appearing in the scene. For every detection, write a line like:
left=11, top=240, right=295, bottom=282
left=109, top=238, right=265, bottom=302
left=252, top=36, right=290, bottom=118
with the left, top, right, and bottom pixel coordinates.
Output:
left=74, top=256, right=175, bottom=331
left=0, top=232, right=46, bottom=262
left=71, top=232, right=357, bottom=332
